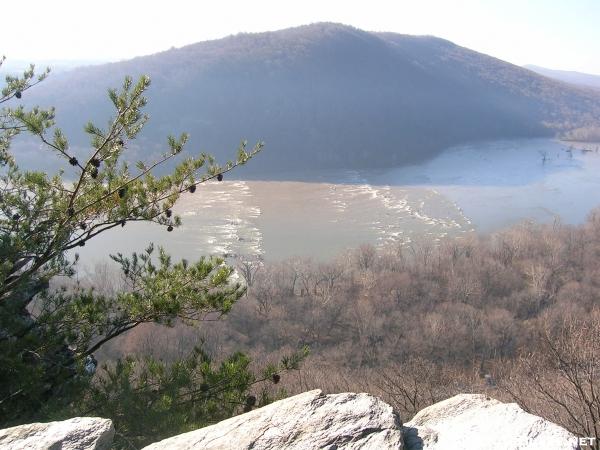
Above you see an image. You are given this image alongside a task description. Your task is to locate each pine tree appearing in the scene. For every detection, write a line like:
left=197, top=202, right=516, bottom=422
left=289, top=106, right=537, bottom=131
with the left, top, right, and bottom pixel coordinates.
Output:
left=0, top=58, right=306, bottom=448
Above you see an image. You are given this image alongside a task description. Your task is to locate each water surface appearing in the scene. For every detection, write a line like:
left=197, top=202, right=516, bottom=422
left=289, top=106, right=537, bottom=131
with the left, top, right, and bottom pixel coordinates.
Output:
left=77, top=139, right=600, bottom=266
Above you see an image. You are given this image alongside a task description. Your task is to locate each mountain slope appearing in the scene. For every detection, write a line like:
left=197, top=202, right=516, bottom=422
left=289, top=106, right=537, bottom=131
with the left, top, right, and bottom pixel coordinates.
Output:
left=525, top=64, right=600, bottom=90
left=17, top=23, right=600, bottom=175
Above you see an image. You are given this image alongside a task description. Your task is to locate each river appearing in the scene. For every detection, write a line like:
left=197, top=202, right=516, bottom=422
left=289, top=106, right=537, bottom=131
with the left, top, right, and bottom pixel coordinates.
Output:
left=76, top=138, right=600, bottom=267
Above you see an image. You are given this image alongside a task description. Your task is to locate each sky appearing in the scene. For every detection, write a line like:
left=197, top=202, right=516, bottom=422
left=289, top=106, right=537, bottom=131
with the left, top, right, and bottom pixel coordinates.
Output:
left=2, top=0, right=599, bottom=74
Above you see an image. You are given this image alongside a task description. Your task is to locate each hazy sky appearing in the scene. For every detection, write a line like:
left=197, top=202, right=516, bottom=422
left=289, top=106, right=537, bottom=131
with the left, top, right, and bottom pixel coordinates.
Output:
left=2, top=0, right=599, bottom=73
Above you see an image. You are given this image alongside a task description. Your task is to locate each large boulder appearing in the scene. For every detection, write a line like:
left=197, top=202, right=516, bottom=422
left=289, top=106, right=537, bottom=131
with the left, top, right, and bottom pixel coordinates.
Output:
left=0, top=417, right=114, bottom=450
left=403, top=394, right=578, bottom=450
left=143, top=389, right=404, bottom=449
left=0, top=392, right=579, bottom=450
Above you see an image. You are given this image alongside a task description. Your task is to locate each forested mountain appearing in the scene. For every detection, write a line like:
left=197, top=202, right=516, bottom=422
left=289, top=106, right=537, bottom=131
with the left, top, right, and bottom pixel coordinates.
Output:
left=15, top=23, right=600, bottom=175
left=525, top=64, right=600, bottom=90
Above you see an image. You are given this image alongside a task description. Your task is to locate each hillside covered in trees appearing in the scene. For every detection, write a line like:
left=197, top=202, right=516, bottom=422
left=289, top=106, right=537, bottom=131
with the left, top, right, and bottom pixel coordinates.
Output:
left=102, top=211, right=600, bottom=443
left=16, top=23, right=600, bottom=176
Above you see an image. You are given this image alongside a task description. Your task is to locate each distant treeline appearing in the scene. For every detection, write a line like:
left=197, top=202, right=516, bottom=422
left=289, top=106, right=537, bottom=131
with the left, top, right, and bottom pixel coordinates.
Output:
left=563, top=125, right=600, bottom=142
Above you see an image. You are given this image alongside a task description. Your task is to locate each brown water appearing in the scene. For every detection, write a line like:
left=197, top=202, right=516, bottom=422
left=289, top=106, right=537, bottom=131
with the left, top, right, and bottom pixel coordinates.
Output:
left=79, top=178, right=472, bottom=267
left=77, top=138, right=600, bottom=268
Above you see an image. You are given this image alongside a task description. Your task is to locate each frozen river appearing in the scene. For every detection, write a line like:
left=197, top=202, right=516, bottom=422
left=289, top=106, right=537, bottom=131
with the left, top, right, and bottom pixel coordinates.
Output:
left=373, top=138, right=600, bottom=232
left=77, top=138, right=600, bottom=264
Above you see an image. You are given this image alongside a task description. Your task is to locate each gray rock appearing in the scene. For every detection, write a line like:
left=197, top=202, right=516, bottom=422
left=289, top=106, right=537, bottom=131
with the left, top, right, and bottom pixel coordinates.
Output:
left=4, top=392, right=576, bottom=450
left=143, top=389, right=404, bottom=449
left=403, top=394, right=578, bottom=450
left=0, top=417, right=114, bottom=450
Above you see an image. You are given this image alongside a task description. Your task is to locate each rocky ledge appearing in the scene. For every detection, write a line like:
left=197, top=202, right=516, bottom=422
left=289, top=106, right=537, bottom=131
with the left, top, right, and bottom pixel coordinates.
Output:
left=0, top=391, right=579, bottom=449
left=0, top=416, right=114, bottom=450
left=403, top=393, right=577, bottom=450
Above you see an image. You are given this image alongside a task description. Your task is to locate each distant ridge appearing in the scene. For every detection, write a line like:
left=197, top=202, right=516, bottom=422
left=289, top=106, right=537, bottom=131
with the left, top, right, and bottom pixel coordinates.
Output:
left=16, top=23, right=600, bottom=176
left=525, top=64, right=600, bottom=90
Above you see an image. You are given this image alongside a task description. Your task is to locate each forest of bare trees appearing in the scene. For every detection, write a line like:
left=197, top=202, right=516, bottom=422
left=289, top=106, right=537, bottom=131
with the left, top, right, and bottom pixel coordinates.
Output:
left=95, top=210, right=600, bottom=441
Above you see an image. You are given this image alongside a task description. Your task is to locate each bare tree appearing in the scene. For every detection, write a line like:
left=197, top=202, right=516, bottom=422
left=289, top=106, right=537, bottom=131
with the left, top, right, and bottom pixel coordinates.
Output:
left=373, top=358, right=478, bottom=418
left=314, top=262, right=345, bottom=305
left=500, top=313, right=600, bottom=448
left=355, top=244, right=376, bottom=271
left=236, top=256, right=263, bottom=290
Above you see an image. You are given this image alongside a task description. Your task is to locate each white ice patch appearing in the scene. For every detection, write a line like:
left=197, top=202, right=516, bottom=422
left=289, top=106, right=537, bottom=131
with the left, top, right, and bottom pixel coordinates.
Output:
left=178, top=181, right=263, bottom=258
left=322, top=173, right=473, bottom=249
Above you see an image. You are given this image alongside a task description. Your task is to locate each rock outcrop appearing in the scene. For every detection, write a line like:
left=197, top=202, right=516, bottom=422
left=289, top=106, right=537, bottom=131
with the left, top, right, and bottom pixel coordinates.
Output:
left=0, top=392, right=581, bottom=449
left=403, top=394, right=578, bottom=450
left=143, top=389, right=404, bottom=450
left=0, top=417, right=114, bottom=450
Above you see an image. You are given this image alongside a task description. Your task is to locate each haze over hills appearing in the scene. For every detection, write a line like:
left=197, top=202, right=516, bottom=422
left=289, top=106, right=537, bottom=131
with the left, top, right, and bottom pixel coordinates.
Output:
left=0, top=58, right=106, bottom=76
left=525, top=64, right=600, bottom=90
left=15, top=23, right=600, bottom=176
